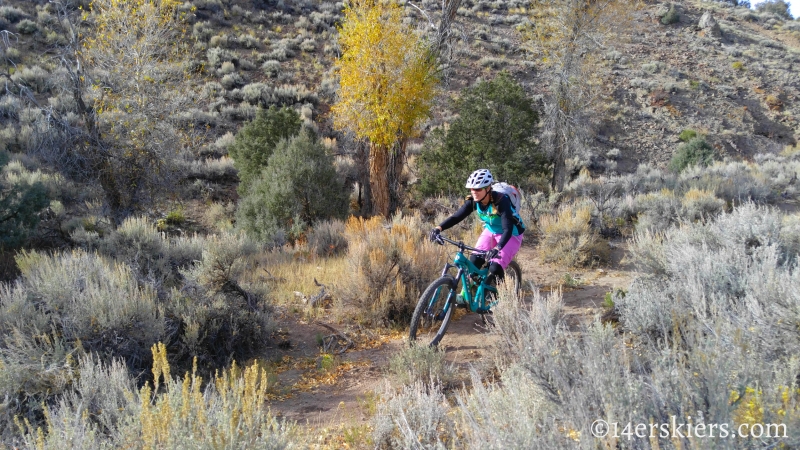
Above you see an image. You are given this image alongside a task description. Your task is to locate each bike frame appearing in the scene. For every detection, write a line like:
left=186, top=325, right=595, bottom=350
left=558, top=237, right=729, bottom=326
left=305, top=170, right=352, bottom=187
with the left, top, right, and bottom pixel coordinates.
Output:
left=435, top=236, right=498, bottom=314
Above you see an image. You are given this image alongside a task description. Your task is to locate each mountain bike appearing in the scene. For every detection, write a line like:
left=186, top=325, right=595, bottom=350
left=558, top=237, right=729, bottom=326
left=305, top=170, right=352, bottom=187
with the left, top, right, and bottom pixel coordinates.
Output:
left=408, top=234, right=522, bottom=347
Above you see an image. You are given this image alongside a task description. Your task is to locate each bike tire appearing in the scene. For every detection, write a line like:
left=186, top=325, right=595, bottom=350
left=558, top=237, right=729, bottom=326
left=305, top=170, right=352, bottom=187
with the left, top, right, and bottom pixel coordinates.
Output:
left=409, top=276, right=457, bottom=347
left=505, top=260, right=522, bottom=296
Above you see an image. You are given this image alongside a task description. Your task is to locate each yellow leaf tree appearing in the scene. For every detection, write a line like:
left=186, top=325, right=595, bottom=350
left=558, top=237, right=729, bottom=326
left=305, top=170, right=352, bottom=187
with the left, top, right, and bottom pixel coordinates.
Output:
left=333, top=0, right=438, bottom=217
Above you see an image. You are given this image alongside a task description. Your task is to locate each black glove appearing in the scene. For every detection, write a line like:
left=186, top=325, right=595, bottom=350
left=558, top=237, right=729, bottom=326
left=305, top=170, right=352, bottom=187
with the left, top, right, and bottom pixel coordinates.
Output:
left=484, top=247, right=500, bottom=261
left=428, top=227, right=441, bottom=243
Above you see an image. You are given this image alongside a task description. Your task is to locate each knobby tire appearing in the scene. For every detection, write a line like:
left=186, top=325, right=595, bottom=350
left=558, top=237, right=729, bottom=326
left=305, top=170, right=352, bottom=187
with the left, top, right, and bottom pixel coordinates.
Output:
left=409, top=276, right=456, bottom=347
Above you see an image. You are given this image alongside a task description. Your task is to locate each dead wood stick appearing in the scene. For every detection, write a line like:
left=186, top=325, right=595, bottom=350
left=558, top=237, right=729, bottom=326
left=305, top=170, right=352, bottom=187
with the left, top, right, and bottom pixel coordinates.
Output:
left=315, top=321, right=354, bottom=353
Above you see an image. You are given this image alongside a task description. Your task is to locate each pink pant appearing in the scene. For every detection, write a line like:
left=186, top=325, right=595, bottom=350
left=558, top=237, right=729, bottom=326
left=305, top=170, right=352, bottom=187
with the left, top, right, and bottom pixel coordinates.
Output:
left=474, top=229, right=523, bottom=269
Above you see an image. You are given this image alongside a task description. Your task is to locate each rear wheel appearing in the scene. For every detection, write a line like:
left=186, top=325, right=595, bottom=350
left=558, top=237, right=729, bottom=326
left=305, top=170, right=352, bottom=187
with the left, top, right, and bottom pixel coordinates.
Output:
left=504, top=260, right=522, bottom=296
left=409, top=276, right=457, bottom=347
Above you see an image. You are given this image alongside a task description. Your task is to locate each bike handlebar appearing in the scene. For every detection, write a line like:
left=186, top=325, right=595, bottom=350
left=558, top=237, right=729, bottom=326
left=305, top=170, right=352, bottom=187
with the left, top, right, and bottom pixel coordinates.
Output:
left=435, top=234, right=486, bottom=254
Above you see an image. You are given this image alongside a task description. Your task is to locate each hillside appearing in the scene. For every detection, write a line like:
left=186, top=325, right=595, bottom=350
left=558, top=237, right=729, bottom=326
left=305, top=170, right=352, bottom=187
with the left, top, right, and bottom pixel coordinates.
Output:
left=1, top=0, right=797, bottom=186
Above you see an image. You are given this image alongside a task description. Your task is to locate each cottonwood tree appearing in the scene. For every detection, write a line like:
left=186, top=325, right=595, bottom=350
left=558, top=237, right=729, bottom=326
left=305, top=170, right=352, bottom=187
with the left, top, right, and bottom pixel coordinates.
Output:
left=2, top=0, right=200, bottom=221
left=333, top=0, right=438, bottom=217
left=525, top=0, right=638, bottom=191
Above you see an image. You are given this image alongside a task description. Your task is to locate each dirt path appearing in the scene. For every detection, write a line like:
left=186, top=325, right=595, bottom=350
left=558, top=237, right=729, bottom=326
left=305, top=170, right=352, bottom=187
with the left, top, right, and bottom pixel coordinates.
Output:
left=266, top=240, right=637, bottom=436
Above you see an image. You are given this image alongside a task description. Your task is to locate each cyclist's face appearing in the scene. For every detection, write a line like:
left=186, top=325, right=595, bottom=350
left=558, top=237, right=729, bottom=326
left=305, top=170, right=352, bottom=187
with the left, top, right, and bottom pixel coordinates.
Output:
left=470, top=187, right=488, bottom=202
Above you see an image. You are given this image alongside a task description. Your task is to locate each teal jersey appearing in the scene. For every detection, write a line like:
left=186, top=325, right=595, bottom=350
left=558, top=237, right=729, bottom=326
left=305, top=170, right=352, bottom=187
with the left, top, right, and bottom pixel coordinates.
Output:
left=475, top=198, right=524, bottom=236
left=439, top=191, right=525, bottom=250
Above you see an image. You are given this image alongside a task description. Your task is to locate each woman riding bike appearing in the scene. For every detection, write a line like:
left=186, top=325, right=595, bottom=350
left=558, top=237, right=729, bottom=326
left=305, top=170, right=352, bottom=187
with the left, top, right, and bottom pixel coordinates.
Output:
left=428, top=169, right=526, bottom=286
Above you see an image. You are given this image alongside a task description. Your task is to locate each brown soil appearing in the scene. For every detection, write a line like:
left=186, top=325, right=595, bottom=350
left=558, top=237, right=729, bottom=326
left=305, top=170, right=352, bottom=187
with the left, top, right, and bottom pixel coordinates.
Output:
left=264, top=241, right=638, bottom=437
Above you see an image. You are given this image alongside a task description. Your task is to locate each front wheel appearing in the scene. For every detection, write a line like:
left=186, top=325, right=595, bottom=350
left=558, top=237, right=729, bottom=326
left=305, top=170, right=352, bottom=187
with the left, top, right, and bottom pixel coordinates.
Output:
left=409, top=276, right=457, bottom=347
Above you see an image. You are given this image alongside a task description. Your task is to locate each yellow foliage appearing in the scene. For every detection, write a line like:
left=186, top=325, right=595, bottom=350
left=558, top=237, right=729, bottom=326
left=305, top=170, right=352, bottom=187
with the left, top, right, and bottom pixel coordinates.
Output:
left=332, top=0, right=438, bottom=149
left=137, top=347, right=281, bottom=449
left=731, top=387, right=764, bottom=426
left=682, top=188, right=715, bottom=203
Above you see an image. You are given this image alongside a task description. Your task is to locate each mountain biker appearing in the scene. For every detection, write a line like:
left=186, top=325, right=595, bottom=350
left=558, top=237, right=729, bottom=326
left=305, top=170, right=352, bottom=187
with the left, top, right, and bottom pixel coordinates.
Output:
left=428, top=169, right=525, bottom=286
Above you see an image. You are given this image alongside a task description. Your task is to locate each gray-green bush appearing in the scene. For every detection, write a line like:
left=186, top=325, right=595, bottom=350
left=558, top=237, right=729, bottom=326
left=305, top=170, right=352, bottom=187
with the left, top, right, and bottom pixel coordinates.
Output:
left=661, top=4, right=679, bottom=24
left=387, top=344, right=452, bottom=387
left=668, top=137, right=715, bottom=173
left=756, top=0, right=793, bottom=19
left=173, top=232, right=273, bottom=367
left=228, top=105, right=302, bottom=195
left=11, top=353, right=296, bottom=449
left=306, top=219, right=348, bottom=257
left=0, top=152, right=50, bottom=249
left=0, top=227, right=275, bottom=442
left=236, top=128, right=348, bottom=243
left=381, top=201, right=800, bottom=449
left=0, top=249, right=163, bottom=438
left=372, top=381, right=455, bottom=449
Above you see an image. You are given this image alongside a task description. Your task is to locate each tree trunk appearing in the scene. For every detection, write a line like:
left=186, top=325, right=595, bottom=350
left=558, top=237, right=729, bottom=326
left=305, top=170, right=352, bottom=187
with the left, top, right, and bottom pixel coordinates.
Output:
left=550, top=78, right=571, bottom=193
left=551, top=142, right=567, bottom=192
left=387, top=140, right=405, bottom=214
left=369, top=140, right=406, bottom=217
left=369, top=143, right=391, bottom=217
left=355, top=140, right=372, bottom=216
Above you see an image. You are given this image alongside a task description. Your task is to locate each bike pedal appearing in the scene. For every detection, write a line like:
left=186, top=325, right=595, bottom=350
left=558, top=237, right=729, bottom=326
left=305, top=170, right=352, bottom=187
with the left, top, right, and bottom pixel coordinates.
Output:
left=476, top=307, right=492, bottom=314
left=434, top=311, right=447, bottom=321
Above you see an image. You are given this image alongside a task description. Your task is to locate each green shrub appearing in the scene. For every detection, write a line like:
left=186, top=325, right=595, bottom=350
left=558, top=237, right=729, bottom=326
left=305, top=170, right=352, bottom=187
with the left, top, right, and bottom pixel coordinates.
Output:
left=0, top=152, right=50, bottom=249
left=668, top=137, right=715, bottom=173
left=417, top=72, right=547, bottom=196
left=660, top=4, right=679, bottom=25
left=165, top=207, right=185, bottom=225
left=228, top=106, right=302, bottom=195
left=235, top=129, right=348, bottom=243
left=16, top=19, right=38, bottom=34
left=678, top=129, right=697, bottom=142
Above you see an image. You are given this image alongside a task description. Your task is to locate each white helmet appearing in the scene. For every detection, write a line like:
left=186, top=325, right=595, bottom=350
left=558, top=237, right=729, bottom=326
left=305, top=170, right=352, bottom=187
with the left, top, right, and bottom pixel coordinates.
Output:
left=465, top=169, right=494, bottom=189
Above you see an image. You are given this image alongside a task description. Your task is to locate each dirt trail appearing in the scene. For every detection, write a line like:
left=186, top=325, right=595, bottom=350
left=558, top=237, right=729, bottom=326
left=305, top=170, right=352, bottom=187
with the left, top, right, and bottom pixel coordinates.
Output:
left=266, top=241, right=637, bottom=434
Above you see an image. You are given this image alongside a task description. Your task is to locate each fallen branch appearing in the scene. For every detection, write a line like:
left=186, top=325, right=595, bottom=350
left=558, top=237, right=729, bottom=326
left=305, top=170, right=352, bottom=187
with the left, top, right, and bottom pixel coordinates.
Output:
left=315, top=321, right=354, bottom=354
left=308, top=278, right=331, bottom=307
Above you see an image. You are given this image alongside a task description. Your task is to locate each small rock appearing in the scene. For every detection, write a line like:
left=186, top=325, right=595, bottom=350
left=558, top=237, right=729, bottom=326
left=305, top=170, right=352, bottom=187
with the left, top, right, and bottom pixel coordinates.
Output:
left=699, top=12, right=722, bottom=38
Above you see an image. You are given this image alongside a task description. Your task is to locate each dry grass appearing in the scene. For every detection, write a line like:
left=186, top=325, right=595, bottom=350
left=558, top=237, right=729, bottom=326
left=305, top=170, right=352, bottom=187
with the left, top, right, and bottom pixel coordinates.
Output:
left=249, top=249, right=349, bottom=319
left=538, top=202, right=610, bottom=267
left=244, top=213, right=450, bottom=328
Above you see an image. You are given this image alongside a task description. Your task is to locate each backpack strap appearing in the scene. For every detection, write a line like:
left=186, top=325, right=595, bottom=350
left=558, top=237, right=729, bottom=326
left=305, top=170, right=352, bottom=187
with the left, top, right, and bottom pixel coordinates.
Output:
left=492, top=191, right=526, bottom=234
